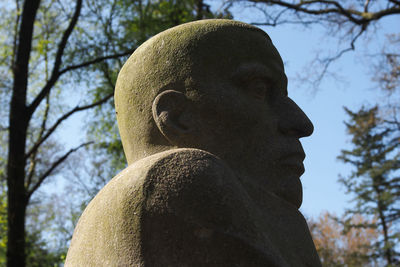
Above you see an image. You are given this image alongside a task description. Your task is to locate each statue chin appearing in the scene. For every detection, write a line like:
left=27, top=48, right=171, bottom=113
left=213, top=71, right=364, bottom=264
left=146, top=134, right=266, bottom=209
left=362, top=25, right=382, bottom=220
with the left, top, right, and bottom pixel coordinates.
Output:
left=280, top=182, right=303, bottom=209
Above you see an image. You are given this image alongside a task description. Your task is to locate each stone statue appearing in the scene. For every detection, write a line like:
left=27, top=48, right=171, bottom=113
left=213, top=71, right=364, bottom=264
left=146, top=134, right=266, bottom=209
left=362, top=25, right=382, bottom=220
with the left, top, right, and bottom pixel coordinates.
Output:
left=65, top=19, right=322, bottom=266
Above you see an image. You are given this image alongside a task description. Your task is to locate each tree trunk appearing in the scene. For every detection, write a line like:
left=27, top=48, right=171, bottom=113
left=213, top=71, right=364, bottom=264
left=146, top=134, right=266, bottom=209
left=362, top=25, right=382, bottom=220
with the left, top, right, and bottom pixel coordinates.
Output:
left=196, top=0, right=204, bottom=20
left=376, top=190, right=393, bottom=265
left=7, top=1, right=40, bottom=266
left=374, top=179, right=393, bottom=266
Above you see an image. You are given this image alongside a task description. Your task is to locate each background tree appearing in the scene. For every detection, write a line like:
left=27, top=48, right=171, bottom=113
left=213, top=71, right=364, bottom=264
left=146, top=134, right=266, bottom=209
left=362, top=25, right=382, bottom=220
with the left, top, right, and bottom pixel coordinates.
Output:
left=3, top=0, right=129, bottom=265
left=338, top=106, right=400, bottom=265
left=225, top=0, right=400, bottom=88
left=308, top=212, right=380, bottom=266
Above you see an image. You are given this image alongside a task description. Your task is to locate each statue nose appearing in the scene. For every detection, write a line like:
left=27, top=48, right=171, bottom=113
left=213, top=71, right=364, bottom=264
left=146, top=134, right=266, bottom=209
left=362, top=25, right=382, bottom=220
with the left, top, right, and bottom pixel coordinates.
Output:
left=277, top=97, right=314, bottom=138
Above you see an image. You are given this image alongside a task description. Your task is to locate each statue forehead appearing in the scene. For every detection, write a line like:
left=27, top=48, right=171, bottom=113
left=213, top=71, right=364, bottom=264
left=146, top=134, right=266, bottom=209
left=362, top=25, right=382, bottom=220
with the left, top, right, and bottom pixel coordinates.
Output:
left=128, top=20, right=283, bottom=81
left=132, top=19, right=276, bottom=63
left=148, top=19, right=269, bottom=46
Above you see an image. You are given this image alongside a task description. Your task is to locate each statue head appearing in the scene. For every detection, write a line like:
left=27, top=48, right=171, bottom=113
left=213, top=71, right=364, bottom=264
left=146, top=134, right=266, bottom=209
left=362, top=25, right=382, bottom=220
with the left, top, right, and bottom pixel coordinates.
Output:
left=115, top=19, right=313, bottom=208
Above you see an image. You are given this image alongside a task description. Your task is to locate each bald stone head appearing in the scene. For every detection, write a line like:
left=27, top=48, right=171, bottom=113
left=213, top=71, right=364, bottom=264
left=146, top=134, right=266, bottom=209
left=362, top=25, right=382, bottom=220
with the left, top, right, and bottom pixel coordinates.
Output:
left=115, top=19, right=313, bottom=208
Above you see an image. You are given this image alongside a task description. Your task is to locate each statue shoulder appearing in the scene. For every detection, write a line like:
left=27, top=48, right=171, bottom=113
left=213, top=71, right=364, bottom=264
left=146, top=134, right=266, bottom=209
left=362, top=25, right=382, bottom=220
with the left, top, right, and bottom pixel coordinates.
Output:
left=143, top=147, right=237, bottom=201
left=108, top=147, right=235, bottom=203
left=142, top=147, right=242, bottom=221
left=65, top=148, right=244, bottom=266
left=140, top=149, right=274, bottom=266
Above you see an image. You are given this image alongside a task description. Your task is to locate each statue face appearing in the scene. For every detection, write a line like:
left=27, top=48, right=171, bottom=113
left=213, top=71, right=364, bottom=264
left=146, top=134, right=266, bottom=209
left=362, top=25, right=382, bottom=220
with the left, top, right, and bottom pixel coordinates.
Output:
left=188, top=29, right=313, bottom=208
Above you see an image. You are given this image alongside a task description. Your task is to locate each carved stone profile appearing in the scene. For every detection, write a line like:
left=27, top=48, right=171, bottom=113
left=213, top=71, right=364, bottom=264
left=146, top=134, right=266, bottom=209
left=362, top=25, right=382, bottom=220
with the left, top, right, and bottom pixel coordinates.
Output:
left=65, top=19, right=322, bottom=267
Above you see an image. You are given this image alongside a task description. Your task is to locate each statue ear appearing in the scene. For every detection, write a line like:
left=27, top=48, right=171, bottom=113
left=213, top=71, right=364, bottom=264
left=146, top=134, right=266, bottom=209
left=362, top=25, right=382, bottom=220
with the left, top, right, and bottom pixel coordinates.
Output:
left=152, top=90, right=192, bottom=143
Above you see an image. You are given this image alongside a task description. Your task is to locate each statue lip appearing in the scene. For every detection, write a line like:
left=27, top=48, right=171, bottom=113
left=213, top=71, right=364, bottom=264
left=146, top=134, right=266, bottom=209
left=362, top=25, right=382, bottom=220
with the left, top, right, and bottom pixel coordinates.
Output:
left=278, top=152, right=305, bottom=176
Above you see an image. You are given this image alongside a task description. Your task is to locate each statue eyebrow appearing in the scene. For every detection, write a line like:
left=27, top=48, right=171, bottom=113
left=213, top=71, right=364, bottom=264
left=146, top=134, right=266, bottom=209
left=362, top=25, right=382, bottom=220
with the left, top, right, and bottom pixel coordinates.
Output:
left=232, top=63, right=272, bottom=82
left=232, top=63, right=288, bottom=95
left=232, top=62, right=288, bottom=82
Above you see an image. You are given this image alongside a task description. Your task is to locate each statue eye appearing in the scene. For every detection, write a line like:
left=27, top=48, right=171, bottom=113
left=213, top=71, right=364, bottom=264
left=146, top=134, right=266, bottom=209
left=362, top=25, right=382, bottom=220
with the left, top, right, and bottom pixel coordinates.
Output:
left=247, top=79, right=271, bottom=101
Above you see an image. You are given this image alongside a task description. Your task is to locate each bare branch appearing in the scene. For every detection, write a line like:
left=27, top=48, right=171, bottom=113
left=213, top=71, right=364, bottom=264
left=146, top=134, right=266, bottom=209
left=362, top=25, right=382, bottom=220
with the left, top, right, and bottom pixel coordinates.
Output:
left=251, top=5, right=323, bottom=26
left=246, top=0, right=400, bottom=25
left=26, top=141, right=93, bottom=199
left=249, top=0, right=364, bottom=24
left=303, top=26, right=366, bottom=89
left=27, top=0, right=83, bottom=117
left=98, top=60, right=117, bottom=89
left=364, top=0, right=370, bottom=13
left=25, top=0, right=134, bottom=121
left=25, top=92, right=114, bottom=159
left=383, top=108, right=400, bottom=131
left=27, top=48, right=132, bottom=117
left=234, top=0, right=399, bottom=89
left=389, top=0, right=400, bottom=6
left=26, top=94, right=51, bottom=190
left=59, top=49, right=134, bottom=75
left=371, top=5, right=400, bottom=20
left=26, top=21, right=54, bottom=190
left=251, top=18, right=321, bottom=26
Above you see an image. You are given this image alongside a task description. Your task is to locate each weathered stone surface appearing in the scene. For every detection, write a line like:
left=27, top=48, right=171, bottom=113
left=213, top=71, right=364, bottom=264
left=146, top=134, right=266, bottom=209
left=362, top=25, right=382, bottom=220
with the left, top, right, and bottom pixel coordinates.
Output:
left=65, top=19, right=322, bottom=266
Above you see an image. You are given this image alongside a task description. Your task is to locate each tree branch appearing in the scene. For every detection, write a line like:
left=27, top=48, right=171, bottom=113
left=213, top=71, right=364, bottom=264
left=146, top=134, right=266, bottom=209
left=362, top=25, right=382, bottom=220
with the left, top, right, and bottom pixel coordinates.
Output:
left=251, top=5, right=323, bottom=26
left=236, top=0, right=399, bottom=89
left=27, top=0, right=82, bottom=117
left=59, top=49, right=134, bottom=75
left=26, top=94, right=51, bottom=190
left=248, top=0, right=400, bottom=25
left=27, top=48, right=133, bottom=117
left=26, top=141, right=93, bottom=199
left=25, top=92, right=114, bottom=159
left=300, top=26, right=366, bottom=89
left=371, top=5, right=400, bottom=20
left=389, top=0, right=400, bottom=6
left=26, top=28, right=53, bottom=190
left=363, top=0, right=370, bottom=13
left=250, top=0, right=363, bottom=24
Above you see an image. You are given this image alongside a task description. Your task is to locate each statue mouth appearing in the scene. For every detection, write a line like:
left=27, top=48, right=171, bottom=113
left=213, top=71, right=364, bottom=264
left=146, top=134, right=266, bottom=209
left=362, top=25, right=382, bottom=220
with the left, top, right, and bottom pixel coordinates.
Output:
left=278, top=152, right=305, bottom=177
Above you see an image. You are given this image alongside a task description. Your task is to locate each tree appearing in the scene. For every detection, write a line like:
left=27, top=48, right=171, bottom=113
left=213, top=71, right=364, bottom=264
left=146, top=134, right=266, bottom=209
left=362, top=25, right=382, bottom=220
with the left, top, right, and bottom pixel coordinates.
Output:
left=0, top=183, right=6, bottom=266
left=225, top=0, right=400, bottom=88
left=4, top=1, right=131, bottom=265
left=0, top=190, right=65, bottom=267
left=338, top=106, right=400, bottom=265
left=308, top=212, right=380, bottom=266
left=375, top=33, right=400, bottom=93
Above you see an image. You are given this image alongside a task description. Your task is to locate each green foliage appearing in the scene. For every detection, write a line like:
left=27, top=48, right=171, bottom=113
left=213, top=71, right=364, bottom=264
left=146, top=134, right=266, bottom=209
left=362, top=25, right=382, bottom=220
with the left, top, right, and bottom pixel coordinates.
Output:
left=338, top=106, right=400, bottom=265
left=0, top=187, right=65, bottom=267
left=25, top=232, right=65, bottom=267
left=0, top=183, right=6, bottom=266
left=0, top=130, right=8, bottom=266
